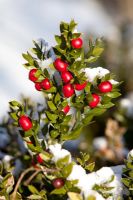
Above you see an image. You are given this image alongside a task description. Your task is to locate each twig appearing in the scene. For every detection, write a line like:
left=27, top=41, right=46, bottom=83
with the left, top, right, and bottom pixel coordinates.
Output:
left=24, top=169, right=41, bottom=186
left=12, top=166, right=58, bottom=200
left=24, top=166, right=58, bottom=186
left=12, top=167, right=35, bottom=200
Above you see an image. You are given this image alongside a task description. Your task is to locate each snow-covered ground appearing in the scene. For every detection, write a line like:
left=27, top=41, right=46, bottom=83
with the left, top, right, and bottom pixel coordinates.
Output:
left=0, top=0, right=120, bottom=119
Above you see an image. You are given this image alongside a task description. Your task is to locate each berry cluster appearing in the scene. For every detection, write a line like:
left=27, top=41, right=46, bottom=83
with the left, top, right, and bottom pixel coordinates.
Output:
left=29, top=69, right=51, bottom=91
left=14, top=20, right=120, bottom=145
left=8, top=20, right=121, bottom=200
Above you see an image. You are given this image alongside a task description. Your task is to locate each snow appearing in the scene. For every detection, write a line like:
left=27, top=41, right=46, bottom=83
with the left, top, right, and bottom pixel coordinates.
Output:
left=83, top=67, right=110, bottom=82
left=49, top=143, right=72, bottom=163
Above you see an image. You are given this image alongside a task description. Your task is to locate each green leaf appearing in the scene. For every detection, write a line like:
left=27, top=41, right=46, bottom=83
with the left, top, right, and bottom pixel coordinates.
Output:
left=22, top=52, right=34, bottom=66
left=9, top=112, right=19, bottom=121
left=43, top=68, right=50, bottom=78
left=47, top=101, right=57, bottom=111
left=54, top=93, right=61, bottom=105
left=9, top=101, right=21, bottom=107
left=30, top=48, right=42, bottom=60
left=85, top=162, right=95, bottom=172
left=127, top=162, right=133, bottom=169
left=56, top=155, right=70, bottom=168
left=61, top=125, right=83, bottom=141
left=50, top=130, right=59, bottom=139
left=99, top=102, right=114, bottom=109
left=45, top=111, right=58, bottom=123
left=55, top=35, right=62, bottom=45
left=92, top=47, right=104, bottom=56
left=28, top=185, right=39, bottom=194
left=24, top=130, right=33, bottom=137
left=60, top=21, right=69, bottom=33
left=60, top=125, right=69, bottom=134
left=26, top=143, right=42, bottom=153
left=62, top=115, right=72, bottom=125
left=69, top=20, right=77, bottom=32
left=44, top=86, right=57, bottom=93
left=62, top=163, right=73, bottom=178
left=76, top=94, right=85, bottom=103
left=107, top=92, right=121, bottom=98
left=85, top=56, right=98, bottom=63
left=51, top=187, right=66, bottom=195
left=84, top=82, right=91, bottom=93
left=84, top=153, right=90, bottom=162
left=77, top=158, right=83, bottom=166
left=122, top=178, right=130, bottom=187
left=89, top=107, right=106, bottom=116
left=35, top=70, right=42, bottom=78
left=54, top=46, right=66, bottom=56
left=82, top=115, right=93, bottom=126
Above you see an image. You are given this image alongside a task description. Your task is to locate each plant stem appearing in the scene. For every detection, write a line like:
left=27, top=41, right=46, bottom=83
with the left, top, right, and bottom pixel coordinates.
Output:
left=12, top=167, right=35, bottom=200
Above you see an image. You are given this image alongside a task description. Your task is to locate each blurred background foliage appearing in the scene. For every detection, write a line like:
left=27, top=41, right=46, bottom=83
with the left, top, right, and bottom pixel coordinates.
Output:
left=0, top=0, right=133, bottom=168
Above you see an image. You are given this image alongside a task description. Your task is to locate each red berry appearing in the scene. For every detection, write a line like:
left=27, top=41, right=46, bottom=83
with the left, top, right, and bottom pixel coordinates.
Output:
left=29, top=69, right=38, bottom=82
left=63, top=105, right=70, bottom=114
left=98, top=81, right=112, bottom=93
left=19, top=115, right=32, bottom=131
left=61, top=71, right=73, bottom=83
left=35, top=82, right=42, bottom=91
left=74, top=81, right=87, bottom=91
left=52, top=178, right=65, bottom=189
left=26, top=141, right=32, bottom=144
left=41, top=78, right=51, bottom=90
left=71, top=38, right=83, bottom=49
left=36, top=154, right=43, bottom=164
left=63, top=84, right=75, bottom=98
left=89, top=94, right=100, bottom=108
left=54, top=58, right=68, bottom=72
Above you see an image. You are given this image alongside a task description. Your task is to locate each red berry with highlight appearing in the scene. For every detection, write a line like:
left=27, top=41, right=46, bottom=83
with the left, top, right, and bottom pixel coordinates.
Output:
left=52, top=178, right=65, bottom=189
left=54, top=58, right=68, bottom=72
left=89, top=94, right=100, bottom=108
left=35, top=82, right=42, bottom=91
left=41, top=78, right=51, bottom=90
left=98, top=81, right=112, bottom=93
left=71, top=38, right=83, bottom=49
left=74, top=81, right=87, bottom=91
left=63, top=105, right=70, bottom=114
left=29, top=69, right=38, bottom=82
left=36, top=154, right=43, bottom=164
left=19, top=115, right=32, bottom=131
left=61, top=71, right=73, bottom=83
left=63, top=84, right=75, bottom=98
